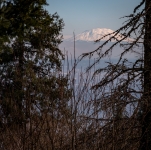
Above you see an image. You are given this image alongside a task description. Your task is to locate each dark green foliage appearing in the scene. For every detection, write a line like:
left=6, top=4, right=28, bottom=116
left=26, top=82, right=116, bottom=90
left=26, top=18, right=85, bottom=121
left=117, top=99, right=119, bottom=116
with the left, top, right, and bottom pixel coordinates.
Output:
left=0, top=0, right=68, bottom=127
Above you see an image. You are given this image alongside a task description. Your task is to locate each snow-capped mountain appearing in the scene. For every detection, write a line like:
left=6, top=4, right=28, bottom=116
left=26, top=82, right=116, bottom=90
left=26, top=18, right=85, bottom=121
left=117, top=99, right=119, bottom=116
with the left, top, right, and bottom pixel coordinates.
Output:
left=65, top=28, right=131, bottom=42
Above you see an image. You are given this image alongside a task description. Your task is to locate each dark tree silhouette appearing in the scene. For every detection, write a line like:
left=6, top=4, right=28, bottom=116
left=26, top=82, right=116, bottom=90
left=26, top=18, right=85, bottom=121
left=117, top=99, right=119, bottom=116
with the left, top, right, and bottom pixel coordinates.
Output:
left=0, top=0, right=69, bottom=128
left=81, top=0, right=151, bottom=149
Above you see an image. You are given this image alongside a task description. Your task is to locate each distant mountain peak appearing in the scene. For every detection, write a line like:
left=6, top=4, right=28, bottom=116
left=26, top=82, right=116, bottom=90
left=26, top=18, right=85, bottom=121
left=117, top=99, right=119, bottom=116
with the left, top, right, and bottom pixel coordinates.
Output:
left=65, top=28, right=132, bottom=42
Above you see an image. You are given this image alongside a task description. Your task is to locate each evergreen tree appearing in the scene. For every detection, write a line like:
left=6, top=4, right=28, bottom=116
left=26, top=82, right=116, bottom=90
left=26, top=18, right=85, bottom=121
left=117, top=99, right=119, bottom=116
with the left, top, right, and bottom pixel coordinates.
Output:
left=0, top=0, right=68, bottom=127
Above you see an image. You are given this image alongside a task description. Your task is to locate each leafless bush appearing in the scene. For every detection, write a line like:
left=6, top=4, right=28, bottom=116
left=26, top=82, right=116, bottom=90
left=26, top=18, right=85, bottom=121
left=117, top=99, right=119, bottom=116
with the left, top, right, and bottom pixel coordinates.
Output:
left=0, top=51, right=139, bottom=149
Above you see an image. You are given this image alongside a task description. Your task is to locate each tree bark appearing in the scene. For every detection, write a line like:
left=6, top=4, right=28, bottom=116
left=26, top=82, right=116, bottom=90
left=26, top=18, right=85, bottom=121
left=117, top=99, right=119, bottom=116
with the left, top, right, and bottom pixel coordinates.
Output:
left=140, top=0, right=151, bottom=149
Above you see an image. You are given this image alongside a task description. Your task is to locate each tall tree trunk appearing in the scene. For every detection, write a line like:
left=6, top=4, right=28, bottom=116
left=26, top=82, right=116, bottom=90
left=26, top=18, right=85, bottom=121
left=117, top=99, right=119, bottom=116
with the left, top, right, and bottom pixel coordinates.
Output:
left=17, top=42, right=24, bottom=125
left=141, top=0, right=151, bottom=149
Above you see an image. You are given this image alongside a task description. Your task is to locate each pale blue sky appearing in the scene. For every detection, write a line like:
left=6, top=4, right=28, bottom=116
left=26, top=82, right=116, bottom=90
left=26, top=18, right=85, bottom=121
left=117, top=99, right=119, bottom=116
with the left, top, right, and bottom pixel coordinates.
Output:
left=46, top=0, right=142, bottom=37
